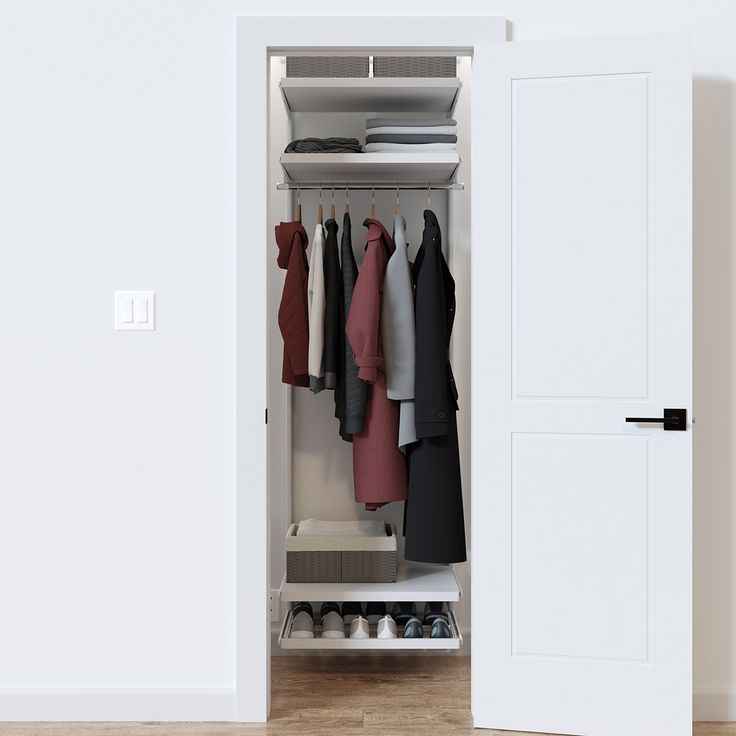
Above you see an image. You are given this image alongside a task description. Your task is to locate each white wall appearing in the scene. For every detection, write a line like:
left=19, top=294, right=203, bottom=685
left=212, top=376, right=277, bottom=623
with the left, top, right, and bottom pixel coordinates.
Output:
left=0, top=0, right=733, bottom=722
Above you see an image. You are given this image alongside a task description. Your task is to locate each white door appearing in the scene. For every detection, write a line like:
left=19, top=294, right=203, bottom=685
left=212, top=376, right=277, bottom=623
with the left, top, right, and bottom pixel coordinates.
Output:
left=471, top=35, right=692, bottom=736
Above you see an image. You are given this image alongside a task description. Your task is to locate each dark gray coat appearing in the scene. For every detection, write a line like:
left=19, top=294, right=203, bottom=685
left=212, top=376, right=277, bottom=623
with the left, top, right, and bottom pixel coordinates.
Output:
left=334, top=211, right=367, bottom=441
left=322, top=218, right=340, bottom=390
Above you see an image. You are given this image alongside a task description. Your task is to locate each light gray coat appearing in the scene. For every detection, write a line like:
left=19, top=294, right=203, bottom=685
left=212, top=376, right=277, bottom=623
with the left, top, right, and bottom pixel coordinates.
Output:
left=381, top=214, right=417, bottom=450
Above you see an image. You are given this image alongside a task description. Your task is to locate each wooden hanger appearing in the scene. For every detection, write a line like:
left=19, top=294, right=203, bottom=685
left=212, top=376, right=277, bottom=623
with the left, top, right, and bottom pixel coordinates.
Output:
left=370, top=184, right=376, bottom=219
left=296, top=185, right=301, bottom=223
left=330, top=185, right=336, bottom=220
left=317, top=183, right=323, bottom=225
left=395, top=184, right=400, bottom=216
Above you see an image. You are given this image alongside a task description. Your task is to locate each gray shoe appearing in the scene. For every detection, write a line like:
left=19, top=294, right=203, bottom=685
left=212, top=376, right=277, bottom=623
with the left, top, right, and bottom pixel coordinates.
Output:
left=392, top=601, right=417, bottom=626
left=423, top=601, right=449, bottom=626
left=430, top=617, right=451, bottom=638
left=403, top=615, right=423, bottom=638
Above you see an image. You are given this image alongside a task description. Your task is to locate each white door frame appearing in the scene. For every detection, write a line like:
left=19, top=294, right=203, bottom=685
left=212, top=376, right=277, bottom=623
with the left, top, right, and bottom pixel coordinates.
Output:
left=234, top=14, right=507, bottom=722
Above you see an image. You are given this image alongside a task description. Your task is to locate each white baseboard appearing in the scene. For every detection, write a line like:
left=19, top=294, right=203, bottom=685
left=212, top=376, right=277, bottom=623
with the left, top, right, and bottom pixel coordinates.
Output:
left=3, top=682, right=720, bottom=722
left=694, top=689, right=736, bottom=721
left=0, top=688, right=235, bottom=721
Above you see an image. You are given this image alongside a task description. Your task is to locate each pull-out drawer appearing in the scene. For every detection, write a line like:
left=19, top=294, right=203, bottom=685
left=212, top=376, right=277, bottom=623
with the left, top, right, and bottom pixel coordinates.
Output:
left=278, top=604, right=462, bottom=650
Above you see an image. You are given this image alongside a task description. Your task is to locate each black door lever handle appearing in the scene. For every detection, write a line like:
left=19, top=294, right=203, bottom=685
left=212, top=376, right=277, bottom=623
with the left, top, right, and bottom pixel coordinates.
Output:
left=626, top=408, right=687, bottom=431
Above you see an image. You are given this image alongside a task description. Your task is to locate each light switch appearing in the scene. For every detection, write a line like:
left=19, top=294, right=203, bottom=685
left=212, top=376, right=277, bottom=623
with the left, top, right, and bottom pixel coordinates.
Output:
left=115, top=291, right=155, bottom=331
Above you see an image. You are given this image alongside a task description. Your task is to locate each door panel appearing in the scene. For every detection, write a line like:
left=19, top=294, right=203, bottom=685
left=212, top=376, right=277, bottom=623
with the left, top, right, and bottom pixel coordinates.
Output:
left=512, top=73, right=650, bottom=400
left=512, top=433, right=650, bottom=663
left=471, top=35, right=691, bottom=736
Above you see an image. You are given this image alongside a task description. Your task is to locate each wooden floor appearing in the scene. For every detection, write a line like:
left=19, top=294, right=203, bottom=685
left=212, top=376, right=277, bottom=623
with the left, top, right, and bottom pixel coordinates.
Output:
left=0, top=656, right=730, bottom=735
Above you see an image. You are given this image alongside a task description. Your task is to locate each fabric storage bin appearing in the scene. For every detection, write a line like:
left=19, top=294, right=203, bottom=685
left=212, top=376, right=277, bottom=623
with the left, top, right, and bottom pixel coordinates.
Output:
left=286, top=56, right=369, bottom=78
left=373, top=56, right=457, bottom=78
left=285, top=522, right=398, bottom=583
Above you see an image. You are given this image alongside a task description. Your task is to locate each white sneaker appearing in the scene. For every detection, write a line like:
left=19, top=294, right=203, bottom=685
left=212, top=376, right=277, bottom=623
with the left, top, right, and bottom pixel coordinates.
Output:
left=290, top=602, right=315, bottom=639
left=349, top=615, right=370, bottom=639
left=321, top=610, right=346, bottom=639
left=377, top=614, right=397, bottom=639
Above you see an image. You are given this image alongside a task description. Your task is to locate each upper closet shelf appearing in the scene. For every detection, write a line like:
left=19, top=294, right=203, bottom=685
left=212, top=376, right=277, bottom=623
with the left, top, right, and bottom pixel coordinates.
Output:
left=280, top=77, right=461, bottom=113
left=279, top=564, right=461, bottom=603
left=279, top=153, right=460, bottom=183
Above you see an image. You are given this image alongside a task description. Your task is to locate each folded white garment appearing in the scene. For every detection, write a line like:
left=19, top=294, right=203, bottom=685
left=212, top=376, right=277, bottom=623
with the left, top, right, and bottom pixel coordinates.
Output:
left=365, top=125, right=457, bottom=136
left=366, top=117, right=456, bottom=128
left=364, top=142, right=457, bottom=152
left=297, top=519, right=388, bottom=537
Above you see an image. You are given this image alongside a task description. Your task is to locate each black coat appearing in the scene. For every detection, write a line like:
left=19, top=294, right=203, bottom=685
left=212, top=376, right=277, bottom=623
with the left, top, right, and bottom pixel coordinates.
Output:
left=403, top=209, right=467, bottom=564
left=322, top=218, right=341, bottom=390
left=334, top=211, right=367, bottom=441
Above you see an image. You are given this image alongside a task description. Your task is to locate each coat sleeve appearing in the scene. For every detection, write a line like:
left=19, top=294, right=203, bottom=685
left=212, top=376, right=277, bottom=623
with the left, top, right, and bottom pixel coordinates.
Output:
left=414, top=244, right=450, bottom=439
left=345, top=243, right=383, bottom=384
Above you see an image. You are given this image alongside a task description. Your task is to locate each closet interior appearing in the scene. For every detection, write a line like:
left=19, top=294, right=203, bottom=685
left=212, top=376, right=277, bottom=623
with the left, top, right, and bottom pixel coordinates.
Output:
left=267, top=51, right=472, bottom=652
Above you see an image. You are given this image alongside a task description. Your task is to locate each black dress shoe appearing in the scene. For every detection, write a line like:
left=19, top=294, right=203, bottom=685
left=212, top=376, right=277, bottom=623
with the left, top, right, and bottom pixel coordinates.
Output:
left=423, top=601, right=449, bottom=626
left=430, top=617, right=452, bottom=638
left=365, top=601, right=387, bottom=624
left=341, top=601, right=363, bottom=622
left=392, top=601, right=417, bottom=626
left=403, top=615, right=424, bottom=638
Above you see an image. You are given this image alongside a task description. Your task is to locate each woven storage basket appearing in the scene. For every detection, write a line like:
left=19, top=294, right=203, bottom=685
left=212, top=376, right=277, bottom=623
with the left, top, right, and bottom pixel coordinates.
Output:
left=285, top=522, right=398, bottom=583
left=373, top=56, right=457, bottom=78
left=286, top=56, right=369, bottom=78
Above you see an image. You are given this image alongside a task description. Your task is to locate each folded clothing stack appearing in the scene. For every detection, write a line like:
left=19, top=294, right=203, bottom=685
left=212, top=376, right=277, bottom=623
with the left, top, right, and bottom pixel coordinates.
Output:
left=364, top=118, right=457, bottom=152
left=284, top=137, right=362, bottom=153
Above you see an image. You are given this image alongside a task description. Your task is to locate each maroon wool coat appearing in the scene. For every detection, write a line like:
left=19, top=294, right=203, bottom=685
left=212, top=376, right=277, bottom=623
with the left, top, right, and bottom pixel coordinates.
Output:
left=345, top=218, right=408, bottom=510
left=275, top=221, right=309, bottom=387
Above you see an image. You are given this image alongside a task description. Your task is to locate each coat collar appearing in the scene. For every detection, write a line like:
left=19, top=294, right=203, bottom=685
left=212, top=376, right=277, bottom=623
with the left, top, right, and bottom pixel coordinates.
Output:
left=362, top=217, right=396, bottom=256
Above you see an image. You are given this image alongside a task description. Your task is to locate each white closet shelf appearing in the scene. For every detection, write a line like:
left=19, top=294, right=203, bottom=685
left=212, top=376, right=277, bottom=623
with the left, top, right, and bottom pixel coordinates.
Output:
left=279, top=153, right=460, bottom=183
left=279, top=564, right=461, bottom=603
left=280, top=77, right=461, bottom=113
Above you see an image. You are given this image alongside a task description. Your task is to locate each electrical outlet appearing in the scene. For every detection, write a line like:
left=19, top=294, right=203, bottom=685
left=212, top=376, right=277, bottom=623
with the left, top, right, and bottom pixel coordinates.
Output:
left=269, top=590, right=280, bottom=622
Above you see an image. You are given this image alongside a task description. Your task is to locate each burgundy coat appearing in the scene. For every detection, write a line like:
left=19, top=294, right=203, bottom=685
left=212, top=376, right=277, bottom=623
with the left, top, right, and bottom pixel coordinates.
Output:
left=345, top=219, right=408, bottom=510
left=275, top=221, right=309, bottom=387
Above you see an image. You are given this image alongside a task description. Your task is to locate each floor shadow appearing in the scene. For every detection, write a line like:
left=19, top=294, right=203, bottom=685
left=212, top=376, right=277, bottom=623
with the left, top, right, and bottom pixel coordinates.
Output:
left=693, top=77, right=734, bottom=713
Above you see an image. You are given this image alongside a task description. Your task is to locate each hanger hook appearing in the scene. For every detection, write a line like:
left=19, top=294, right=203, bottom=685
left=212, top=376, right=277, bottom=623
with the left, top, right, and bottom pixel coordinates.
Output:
left=319, top=182, right=322, bottom=204
left=371, top=183, right=375, bottom=205
left=345, top=182, right=349, bottom=206
left=396, top=183, right=399, bottom=204
left=427, top=182, right=431, bottom=209
left=296, top=184, right=300, bottom=204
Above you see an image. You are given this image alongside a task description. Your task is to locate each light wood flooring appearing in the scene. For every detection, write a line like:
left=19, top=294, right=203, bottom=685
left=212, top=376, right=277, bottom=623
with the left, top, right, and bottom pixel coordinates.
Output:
left=0, top=656, right=730, bottom=735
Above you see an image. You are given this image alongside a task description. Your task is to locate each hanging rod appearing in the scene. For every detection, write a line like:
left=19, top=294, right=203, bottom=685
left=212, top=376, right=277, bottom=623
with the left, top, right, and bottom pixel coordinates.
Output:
left=276, top=181, right=464, bottom=191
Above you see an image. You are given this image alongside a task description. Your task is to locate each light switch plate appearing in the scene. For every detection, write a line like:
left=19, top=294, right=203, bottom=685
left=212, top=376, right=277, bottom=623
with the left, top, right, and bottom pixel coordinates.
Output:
left=115, top=291, right=155, bottom=331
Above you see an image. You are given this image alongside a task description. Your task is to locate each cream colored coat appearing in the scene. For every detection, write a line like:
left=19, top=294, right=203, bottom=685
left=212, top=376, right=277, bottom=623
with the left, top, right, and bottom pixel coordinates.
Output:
left=308, top=223, right=326, bottom=393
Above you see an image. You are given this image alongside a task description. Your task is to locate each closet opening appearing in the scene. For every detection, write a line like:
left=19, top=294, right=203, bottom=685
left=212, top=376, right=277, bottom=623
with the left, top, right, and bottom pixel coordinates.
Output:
left=265, top=46, right=473, bottom=672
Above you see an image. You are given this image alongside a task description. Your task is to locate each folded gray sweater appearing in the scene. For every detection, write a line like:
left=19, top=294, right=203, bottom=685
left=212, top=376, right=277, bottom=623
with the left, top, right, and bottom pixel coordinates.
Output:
left=284, top=137, right=362, bottom=153
left=365, top=133, right=457, bottom=144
